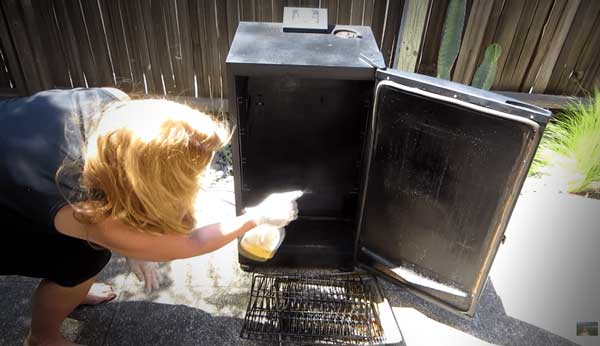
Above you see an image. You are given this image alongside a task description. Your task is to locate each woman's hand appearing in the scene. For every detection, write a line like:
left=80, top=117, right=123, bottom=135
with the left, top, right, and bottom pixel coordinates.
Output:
left=244, top=191, right=303, bottom=227
left=126, top=257, right=163, bottom=292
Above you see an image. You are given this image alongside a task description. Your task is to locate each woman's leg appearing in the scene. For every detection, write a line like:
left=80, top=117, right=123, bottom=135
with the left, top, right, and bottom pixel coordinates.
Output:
left=1, top=233, right=114, bottom=345
left=26, top=278, right=116, bottom=346
left=27, top=276, right=97, bottom=346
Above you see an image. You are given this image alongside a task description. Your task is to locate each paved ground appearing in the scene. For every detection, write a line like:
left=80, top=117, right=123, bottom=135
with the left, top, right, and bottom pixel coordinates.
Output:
left=0, top=175, right=597, bottom=346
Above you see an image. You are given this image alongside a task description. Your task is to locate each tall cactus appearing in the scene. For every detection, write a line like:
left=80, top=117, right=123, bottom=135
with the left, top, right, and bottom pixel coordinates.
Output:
left=437, top=0, right=466, bottom=80
left=471, top=43, right=502, bottom=90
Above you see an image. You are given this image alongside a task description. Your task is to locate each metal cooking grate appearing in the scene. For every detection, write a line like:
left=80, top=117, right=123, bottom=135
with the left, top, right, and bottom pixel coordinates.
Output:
left=240, top=273, right=384, bottom=345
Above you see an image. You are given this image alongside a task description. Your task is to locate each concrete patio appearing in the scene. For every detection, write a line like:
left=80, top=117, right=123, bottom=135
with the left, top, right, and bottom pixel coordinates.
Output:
left=1, top=174, right=597, bottom=346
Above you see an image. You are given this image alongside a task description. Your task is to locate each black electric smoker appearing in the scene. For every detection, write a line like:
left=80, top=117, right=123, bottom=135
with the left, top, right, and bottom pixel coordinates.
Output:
left=226, top=9, right=551, bottom=345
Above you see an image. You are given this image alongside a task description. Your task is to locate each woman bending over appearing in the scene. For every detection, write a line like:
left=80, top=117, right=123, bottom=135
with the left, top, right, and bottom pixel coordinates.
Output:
left=0, top=88, right=299, bottom=346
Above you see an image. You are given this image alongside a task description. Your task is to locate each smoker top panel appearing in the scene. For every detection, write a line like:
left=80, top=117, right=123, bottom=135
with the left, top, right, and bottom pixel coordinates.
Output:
left=226, top=22, right=384, bottom=71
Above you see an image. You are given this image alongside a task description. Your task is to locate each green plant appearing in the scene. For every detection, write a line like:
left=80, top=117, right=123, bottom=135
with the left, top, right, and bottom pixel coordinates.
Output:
left=531, top=91, right=600, bottom=193
left=437, top=0, right=466, bottom=80
left=471, top=44, right=502, bottom=90
left=437, top=0, right=501, bottom=90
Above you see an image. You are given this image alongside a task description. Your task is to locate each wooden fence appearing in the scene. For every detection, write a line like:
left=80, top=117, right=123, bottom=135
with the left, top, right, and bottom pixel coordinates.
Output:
left=0, top=0, right=404, bottom=99
left=410, top=0, right=600, bottom=96
left=0, top=0, right=598, bottom=100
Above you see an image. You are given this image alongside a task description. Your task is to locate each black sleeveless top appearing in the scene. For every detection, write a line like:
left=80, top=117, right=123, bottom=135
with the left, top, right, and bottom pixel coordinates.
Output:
left=0, top=88, right=127, bottom=233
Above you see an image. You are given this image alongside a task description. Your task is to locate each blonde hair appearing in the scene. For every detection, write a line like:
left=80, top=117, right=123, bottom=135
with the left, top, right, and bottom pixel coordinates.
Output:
left=72, top=99, right=228, bottom=235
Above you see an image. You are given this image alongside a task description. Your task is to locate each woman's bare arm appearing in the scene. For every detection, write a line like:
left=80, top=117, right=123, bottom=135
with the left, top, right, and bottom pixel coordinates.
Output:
left=54, top=205, right=256, bottom=261
left=54, top=191, right=300, bottom=261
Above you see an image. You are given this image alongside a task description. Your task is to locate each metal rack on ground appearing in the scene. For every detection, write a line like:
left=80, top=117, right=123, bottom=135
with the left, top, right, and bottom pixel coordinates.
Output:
left=241, top=273, right=384, bottom=345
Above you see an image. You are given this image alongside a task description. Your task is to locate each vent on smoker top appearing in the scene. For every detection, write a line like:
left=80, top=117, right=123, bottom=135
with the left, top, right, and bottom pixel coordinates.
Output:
left=240, top=273, right=384, bottom=345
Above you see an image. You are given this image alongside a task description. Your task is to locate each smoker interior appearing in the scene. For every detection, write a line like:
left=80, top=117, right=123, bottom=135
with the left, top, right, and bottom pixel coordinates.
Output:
left=240, top=273, right=385, bottom=345
left=236, top=76, right=373, bottom=268
left=358, top=84, right=536, bottom=312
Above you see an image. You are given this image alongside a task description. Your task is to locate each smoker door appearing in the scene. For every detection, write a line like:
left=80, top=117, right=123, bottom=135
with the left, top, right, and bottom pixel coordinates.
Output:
left=356, top=69, right=549, bottom=316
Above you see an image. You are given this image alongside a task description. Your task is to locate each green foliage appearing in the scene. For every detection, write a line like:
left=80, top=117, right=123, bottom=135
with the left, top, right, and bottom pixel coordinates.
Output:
left=437, top=0, right=466, bottom=80
left=436, top=0, right=501, bottom=90
left=531, top=91, right=600, bottom=193
left=471, top=44, right=502, bottom=90
left=212, top=143, right=233, bottom=176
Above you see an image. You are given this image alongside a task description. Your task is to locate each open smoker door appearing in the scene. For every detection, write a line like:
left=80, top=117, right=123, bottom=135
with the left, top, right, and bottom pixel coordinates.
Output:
left=356, top=69, right=550, bottom=316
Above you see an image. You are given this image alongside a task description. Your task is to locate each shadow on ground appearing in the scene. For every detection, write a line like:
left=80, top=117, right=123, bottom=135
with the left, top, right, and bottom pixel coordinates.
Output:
left=0, top=262, right=577, bottom=346
left=72, top=301, right=256, bottom=346
left=0, top=253, right=257, bottom=346
left=383, top=278, right=577, bottom=346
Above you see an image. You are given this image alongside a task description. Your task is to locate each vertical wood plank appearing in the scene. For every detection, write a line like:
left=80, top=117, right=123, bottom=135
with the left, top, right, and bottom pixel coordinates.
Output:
left=0, top=5, right=26, bottom=94
left=188, top=0, right=207, bottom=96
left=496, top=0, right=539, bottom=89
left=177, top=0, right=195, bottom=96
left=52, top=0, right=86, bottom=87
left=81, top=0, right=116, bottom=86
left=65, top=0, right=102, bottom=86
left=165, top=0, right=186, bottom=95
left=591, top=68, right=600, bottom=90
left=580, top=21, right=600, bottom=92
left=416, top=0, right=448, bottom=76
left=226, top=0, right=240, bottom=43
left=0, top=0, right=45, bottom=93
left=394, top=0, right=431, bottom=71
left=508, top=0, right=554, bottom=90
left=0, top=44, right=13, bottom=88
left=257, top=0, right=273, bottom=21
left=119, top=0, right=147, bottom=93
left=563, top=8, right=600, bottom=94
left=321, top=0, right=338, bottom=24
left=18, top=0, right=53, bottom=89
left=138, top=0, right=165, bottom=94
left=520, top=0, right=567, bottom=91
left=166, top=0, right=187, bottom=95
left=362, top=0, right=374, bottom=26
left=240, top=0, right=256, bottom=21
left=547, top=0, right=600, bottom=93
left=563, top=16, right=600, bottom=95
left=371, top=0, right=387, bottom=46
left=479, top=0, right=507, bottom=65
left=337, top=0, right=352, bottom=24
left=204, top=0, right=222, bottom=99
left=380, top=0, right=403, bottom=66
left=195, top=0, right=212, bottom=96
left=102, top=0, right=134, bottom=91
left=528, top=0, right=579, bottom=93
left=350, top=0, right=364, bottom=25
left=273, top=0, right=285, bottom=22
left=489, top=0, right=526, bottom=89
left=31, top=0, right=71, bottom=88
left=452, top=0, right=494, bottom=84
left=152, top=0, right=177, bottom=94
left=95, top=0, right=118, bottom=86
left=197, top=0, right=213, bottom=97
left=215, top=0, right=231, bottom=99
left=301, top=0, right=320, bottom=7
left=582, top=49, right=600, bottom=91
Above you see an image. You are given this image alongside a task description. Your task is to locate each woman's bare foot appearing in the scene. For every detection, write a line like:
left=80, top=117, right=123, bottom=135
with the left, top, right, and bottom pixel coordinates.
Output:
left=80, top=283, right=116, bottom=306
left=24, top=331, right=82, bottom=346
